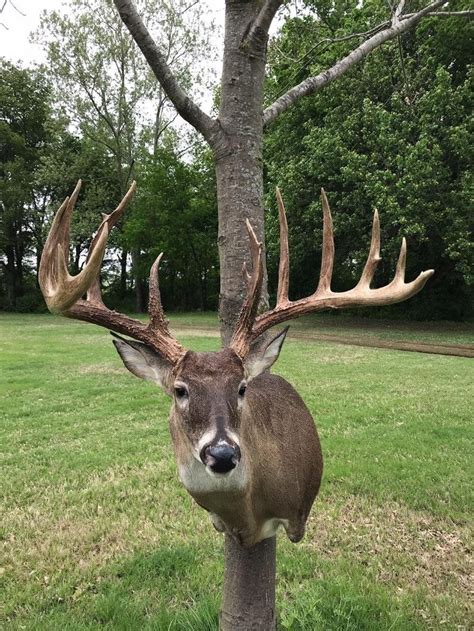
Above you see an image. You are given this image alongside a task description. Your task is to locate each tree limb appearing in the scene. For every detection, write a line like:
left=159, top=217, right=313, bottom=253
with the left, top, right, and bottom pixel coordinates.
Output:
left=403, top=10, right=474, bottom=18
left=263, top=0, right=458, bottom=126
left=393, top=0, right=406, bottom=24
left=252, top=0, right=284, bottom=38
left=113, top=0, right=222, bottom=148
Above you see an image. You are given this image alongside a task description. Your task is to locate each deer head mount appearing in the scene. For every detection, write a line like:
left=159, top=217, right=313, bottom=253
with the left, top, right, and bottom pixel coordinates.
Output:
left=39, top=181, right=433, bottom=546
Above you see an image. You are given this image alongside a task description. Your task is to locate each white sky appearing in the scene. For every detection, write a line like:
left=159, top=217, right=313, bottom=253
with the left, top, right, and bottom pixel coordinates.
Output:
left=0, top=0, right=66, bottom=65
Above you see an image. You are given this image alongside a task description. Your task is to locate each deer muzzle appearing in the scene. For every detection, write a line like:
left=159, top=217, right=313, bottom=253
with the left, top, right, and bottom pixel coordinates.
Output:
left=200, top=442, right=241, bottom=474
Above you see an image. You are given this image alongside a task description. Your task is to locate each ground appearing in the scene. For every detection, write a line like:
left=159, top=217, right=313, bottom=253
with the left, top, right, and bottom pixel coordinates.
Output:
left=0, top=313, right=472, bottom=630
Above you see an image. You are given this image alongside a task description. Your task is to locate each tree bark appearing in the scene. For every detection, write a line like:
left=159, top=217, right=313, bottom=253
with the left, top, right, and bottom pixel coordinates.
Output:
left=120, top=248, right=128, bottom=297
left=215, top=4, right=277, bottom=628
left=220, top=535, right=276, bottom=631
left=215, top=0, right=270, bottom=345
left=4, top=246, right=17, bottom=309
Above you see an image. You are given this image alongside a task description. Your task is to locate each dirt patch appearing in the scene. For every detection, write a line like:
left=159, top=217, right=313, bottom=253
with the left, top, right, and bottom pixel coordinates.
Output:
left=304, top=494, right=472, bottom=607
left=77, top=364, right=125, bottom=375
left=172, top=326, right=474, bottom=358
left=291, top=332, right=474, bottom=358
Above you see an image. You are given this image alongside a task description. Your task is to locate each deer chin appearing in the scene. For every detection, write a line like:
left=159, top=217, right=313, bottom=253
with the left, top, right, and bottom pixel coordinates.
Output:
left=178, top=456, right=247, bottom=497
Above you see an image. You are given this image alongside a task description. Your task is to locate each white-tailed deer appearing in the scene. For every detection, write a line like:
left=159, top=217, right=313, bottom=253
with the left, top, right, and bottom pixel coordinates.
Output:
left=39, top=181, right=433, bottom=547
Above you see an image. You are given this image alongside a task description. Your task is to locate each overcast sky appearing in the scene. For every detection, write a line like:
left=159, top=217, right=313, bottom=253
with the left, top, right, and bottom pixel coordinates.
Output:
left=0, top=0, right=66, bottom=65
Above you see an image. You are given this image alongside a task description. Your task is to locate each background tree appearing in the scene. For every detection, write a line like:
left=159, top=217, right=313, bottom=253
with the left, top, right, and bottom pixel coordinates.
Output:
left=0, top=60, right=52, bottom=309
left=0, top=56, right=123, bottom=312
left=124, top=142, right=219, bottom=311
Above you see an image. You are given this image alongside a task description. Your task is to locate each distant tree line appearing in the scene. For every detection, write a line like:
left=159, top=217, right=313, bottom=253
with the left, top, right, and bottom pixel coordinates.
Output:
left=0, top=0, right=472, bottom=319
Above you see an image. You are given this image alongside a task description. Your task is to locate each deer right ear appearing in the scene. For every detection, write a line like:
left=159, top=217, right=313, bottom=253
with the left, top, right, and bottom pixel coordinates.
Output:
left=244, top=327, right=289, bottom=381
left=111, top=334, right=174, bottom=394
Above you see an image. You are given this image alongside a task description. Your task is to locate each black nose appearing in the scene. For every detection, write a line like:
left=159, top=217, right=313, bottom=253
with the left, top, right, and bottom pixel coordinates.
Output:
left=202, top=444, right=240, bottom=474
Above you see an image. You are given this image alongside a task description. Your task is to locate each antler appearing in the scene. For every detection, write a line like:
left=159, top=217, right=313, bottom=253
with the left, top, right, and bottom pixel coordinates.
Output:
left=39, top=180, right=186, bottom=365
left=230, top=188, right=434, bottom=357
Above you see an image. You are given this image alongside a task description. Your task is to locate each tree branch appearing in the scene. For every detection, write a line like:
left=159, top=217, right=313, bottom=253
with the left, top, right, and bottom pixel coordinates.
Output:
left=263, top=0, right=457, bottom=126
left=113, top=0, right=222, bottom=148
left=393, top=0, right=406, bottom=24
left=240, top=0, right=285, bottom=56
left=403, top=10, right=474, bottom=18
left=253, top=0, right=284, bottom=37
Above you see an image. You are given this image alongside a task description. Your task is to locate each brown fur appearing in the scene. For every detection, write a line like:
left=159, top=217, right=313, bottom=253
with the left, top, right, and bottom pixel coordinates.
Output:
left=168, top=349, right=323, bottom=547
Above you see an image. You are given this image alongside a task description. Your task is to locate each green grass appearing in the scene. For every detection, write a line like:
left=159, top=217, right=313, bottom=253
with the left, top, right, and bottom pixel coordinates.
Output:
left=1, top=313, right=472, bottom=629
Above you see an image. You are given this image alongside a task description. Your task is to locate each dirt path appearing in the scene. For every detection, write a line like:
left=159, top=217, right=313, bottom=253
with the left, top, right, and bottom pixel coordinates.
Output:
left=172, top=326, right=474, bottom=358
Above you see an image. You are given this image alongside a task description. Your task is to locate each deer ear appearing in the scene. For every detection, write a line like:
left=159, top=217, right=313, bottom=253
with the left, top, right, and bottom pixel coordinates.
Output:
left=244, top=326, right=289, bottom=381
left=112, top=334, right=173, bottom=394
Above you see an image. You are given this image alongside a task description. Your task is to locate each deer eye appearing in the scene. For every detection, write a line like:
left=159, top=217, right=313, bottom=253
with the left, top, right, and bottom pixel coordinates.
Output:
left=238, top=382, right=247, bottom=397
left=174, top=384, right=188, bottom=399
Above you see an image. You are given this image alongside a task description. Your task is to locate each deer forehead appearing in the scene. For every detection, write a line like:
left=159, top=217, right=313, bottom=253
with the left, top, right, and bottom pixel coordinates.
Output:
left=175, top=348, right=244, bottom=384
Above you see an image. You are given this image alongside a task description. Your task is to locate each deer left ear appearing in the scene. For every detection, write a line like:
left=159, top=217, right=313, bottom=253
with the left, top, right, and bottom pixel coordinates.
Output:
left=244, top=326, right=289, bottom=381
left=111, top=333, right=174, bottom=394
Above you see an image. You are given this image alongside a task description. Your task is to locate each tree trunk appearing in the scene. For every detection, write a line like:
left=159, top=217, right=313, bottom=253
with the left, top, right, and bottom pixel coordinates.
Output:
left=214, top=3, right=276, bottom=628
left=135, top=279, right=145, bottom=312
left=4, top=247, right=17, bottom=309
left=215, top=0, right=269, bottom=346
left=220, top=535, right=276, bottom=630
left=120, top=248, right=128, bottom=297
left=14, top=237, right=24, bottom=298
left=131, top=250, right=145, bottom=312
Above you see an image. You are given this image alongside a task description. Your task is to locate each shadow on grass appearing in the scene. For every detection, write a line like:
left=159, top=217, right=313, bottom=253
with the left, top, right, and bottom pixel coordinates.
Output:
left=276, top=545, right=425, bottom=631
left=10, top=539, right=428, bottom=630
left=22, top=544, right=219, bottom=630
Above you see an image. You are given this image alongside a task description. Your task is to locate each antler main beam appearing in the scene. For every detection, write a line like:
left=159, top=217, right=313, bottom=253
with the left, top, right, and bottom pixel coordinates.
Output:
left=230, top=189, right=434, bottom=357
left=39, top=181, right=186, bottom=364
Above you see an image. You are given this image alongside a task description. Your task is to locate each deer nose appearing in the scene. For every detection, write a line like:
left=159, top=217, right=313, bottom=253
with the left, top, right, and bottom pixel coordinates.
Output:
left=201, top=443, right=240, bottom=474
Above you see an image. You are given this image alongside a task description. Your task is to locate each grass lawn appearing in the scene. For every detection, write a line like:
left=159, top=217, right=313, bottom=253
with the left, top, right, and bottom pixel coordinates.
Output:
left=1, top=313, right=472, bottom=630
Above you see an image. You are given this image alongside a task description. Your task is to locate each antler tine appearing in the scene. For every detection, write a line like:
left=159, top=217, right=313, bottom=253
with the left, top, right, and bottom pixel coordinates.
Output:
left=145, top=253, right=186, bottom=362
left=85, top=181, right=137, bottom=307
left=148, top=252, right=170, bottom=334
left=394, top=237, right=407, bottom=283
left=381, top=236, right=433, bottom=298
left=355, top=209, right=381, bottom=290
left=229, top=219, right=264, bottom=358
left=275, top=187, right=290, bottom=306
left=57, top=179, right=81, bottom=248
left=39, top=180, right=81, bottom=309
left=315, top=188, right=334, bottom=295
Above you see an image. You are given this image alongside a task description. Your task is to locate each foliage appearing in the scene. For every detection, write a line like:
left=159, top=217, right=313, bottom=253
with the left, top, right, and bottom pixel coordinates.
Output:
left=0, top=60, right=53, bottom=309
left=1, top=314, right=472, bottom=628
left=264, top=1, right=473, bottom=319
left=123, top=143, right=219, bottom=311
left=0, top=59, right=123, bottom=311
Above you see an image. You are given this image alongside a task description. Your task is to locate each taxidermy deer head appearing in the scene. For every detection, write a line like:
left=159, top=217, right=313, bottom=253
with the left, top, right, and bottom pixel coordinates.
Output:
left=39, top=181, right=433, bottom=547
